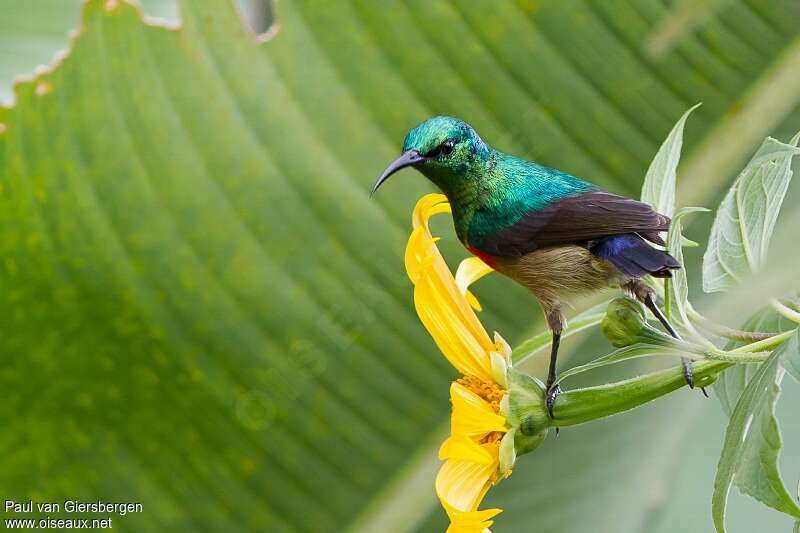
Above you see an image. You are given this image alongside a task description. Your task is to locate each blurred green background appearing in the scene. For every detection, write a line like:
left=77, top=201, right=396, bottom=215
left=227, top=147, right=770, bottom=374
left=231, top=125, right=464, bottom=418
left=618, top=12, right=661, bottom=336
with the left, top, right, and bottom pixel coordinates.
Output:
left=1, top=1, right=799, bottom=532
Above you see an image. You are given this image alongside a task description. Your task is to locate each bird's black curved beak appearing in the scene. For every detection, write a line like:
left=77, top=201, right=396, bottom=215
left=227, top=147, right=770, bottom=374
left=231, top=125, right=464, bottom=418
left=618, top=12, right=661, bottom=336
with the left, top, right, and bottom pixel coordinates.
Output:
left=370, top=150, right=426, bottom=196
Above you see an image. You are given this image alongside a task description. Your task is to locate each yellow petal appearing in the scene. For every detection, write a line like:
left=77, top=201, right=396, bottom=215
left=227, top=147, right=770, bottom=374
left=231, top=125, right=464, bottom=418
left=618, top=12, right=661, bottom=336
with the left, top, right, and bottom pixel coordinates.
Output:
left=411, top=193, right=450, bottom=230
left=436, top=453, right=498, bottom=513
left=425, top=268, right=493, bottom=357
left=464, top=291, right=482, bottom=312
left=404, top=194, right=501, bottom=381
left=403, top=227, right=429, bottom=283
left=445, top=507, right=502, bottom=533
left=455, top=257, right=493, bottom=297
left=450, top=383, right=506, bottom=438
left=413, top=274, right=495, bottom=382
left=439, top=435, right=495, bottom=464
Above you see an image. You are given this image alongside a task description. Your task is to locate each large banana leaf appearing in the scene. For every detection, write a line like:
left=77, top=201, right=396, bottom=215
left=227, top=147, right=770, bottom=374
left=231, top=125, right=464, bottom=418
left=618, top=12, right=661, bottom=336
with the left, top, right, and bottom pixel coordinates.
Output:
left=2, top=1, right=799, bottom=532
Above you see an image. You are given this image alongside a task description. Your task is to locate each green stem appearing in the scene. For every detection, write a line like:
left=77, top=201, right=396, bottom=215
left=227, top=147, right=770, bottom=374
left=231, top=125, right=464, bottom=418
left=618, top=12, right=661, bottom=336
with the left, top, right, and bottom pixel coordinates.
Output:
left=553, top=360, right=728, bottom=426
left=771, top=298, right=800, bottom=324
left=705, top=348, right=768, bottom=363
left=687, top=305, right=778, bottom=342
left=549, top=328, right=796, bottom=427
left=730, top=328, right=795, bottom=353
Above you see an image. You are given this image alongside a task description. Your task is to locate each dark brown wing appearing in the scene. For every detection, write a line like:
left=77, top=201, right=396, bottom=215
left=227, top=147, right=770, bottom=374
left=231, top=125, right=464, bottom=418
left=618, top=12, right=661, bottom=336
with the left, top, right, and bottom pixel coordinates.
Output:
left=473, top=191, right=670, bottom=257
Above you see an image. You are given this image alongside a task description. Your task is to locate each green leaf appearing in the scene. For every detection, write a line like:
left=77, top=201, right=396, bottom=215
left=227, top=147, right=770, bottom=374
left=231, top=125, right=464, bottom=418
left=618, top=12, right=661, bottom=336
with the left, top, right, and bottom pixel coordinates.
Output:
left=0, top=1, right=80, bottom=105
left=0, top=0, right=177, bottom=105
left=702, top=133, right=800, bottom=293
left=644, top=0, right=729, bottom=58
left=681, top=235, right=699, bottom=248
left=714, top=306, right=797, bottom=416
left=665, top=207, right=708, bottom=336
left=712, top=330, right=800, bottom=533
left=640, top=103, right=700, bottom=217
left=644, top=389, right=800, bottom=533
left=2, top=1, right=800, bottom=532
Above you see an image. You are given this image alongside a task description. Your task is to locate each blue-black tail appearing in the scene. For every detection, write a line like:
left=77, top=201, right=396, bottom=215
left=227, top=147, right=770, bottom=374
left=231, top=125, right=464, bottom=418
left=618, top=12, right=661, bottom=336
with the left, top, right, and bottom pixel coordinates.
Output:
left=590, top=233, right=680, bottom=279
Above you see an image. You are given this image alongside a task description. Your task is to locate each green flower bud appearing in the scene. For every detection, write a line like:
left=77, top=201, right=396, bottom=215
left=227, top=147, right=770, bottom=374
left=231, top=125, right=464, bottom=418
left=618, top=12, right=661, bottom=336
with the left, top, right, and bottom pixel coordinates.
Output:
left=500, top=368, right=550, bottom=457
left=601, top=296, right=686, bottom=349
left=601, top=297, right=648, bottom=347
left=514, top=422, right=547, bottom=456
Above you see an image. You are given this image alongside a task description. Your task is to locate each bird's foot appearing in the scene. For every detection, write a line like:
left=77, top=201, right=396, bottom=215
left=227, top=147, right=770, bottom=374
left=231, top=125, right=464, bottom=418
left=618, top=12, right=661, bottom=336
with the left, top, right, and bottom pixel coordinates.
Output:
left=681, top=357, right=709, bottom=398
left=545, top=383, right=561, bottom=419
left=545, top=383, right=561, bottom=436
left=681, top=357, right=693, bottom=388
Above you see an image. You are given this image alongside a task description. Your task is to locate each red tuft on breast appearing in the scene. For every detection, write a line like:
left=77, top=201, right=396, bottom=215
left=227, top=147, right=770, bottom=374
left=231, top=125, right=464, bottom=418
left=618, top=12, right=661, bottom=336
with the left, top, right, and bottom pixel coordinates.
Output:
left=466, top=246, right=497, bottom=269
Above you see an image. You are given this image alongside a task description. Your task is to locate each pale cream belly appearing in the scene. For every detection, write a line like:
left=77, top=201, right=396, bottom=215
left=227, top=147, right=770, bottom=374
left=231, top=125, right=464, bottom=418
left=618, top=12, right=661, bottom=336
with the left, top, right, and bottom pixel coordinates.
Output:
left=491, top=245, right=619, bottom=319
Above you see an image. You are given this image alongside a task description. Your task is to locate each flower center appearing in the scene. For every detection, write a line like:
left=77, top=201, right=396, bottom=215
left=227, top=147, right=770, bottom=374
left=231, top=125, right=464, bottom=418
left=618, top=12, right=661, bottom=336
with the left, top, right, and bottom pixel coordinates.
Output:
left=482, top=431, right=504, bottom=445
left=457, top=375, right=506, bottom=412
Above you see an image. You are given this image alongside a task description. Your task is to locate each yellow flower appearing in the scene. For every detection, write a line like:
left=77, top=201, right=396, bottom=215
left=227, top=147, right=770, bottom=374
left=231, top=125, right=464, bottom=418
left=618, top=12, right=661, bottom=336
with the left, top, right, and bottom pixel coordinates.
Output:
left=445, top=506, right=503, bottom=533
left=449, top=382, right=506, bottom=439
left=404, top=194, right=514, bottom=532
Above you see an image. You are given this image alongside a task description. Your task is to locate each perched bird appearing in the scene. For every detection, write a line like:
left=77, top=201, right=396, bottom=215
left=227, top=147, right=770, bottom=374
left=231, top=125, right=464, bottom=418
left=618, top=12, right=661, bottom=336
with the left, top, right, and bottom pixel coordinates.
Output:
left=372, top=116, right=695, bottom=418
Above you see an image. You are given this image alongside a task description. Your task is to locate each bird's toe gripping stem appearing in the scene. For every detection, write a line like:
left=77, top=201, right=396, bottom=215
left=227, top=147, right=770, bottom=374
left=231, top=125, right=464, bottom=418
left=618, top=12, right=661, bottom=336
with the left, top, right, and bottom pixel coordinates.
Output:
left=681, top=358, right=709, bottom=397
left=638, top=289, right=709, bottom=398
left=545, top=383, right=561, bottom=418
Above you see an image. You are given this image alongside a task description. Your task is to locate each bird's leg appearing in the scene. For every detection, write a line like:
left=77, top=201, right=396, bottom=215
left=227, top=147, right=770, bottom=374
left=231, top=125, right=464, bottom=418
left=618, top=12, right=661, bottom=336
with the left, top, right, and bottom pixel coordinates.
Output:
left=545, top=329, right=562, bottom=415
left=544, top=307, right=564, bottom=420
left=625, top=281, right=708, bottom=397
left=641, top=293, right=692, bottom=383
left=642, top=293, right=707, bottom=397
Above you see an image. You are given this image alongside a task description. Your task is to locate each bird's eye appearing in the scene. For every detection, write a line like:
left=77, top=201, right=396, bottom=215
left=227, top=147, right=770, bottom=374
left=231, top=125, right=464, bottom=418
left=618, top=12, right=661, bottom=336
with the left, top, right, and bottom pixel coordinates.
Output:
left=440, top=139, right=455, bottom=157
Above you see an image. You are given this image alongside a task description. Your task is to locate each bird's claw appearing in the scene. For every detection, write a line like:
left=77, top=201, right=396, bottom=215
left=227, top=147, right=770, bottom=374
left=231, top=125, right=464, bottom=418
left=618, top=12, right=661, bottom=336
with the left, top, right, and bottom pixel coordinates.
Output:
left=681, top=357, right=694, bottom=388
left=681, top=357, right=709, bottom=398
left=545, top=383, right=561, bottom=419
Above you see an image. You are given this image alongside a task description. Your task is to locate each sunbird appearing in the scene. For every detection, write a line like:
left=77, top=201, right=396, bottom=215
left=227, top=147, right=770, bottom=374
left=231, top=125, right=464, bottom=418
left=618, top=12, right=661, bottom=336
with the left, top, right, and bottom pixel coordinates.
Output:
left=372, top=116, right=699, bottom=417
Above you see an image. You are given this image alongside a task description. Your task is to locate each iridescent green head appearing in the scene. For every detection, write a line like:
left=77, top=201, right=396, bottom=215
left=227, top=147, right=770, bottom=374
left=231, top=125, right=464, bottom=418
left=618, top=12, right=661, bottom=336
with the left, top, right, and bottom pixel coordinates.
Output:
left=371, top=116, right=490, bottom=198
